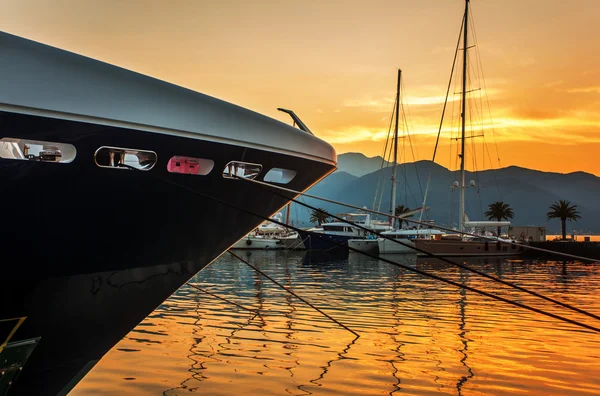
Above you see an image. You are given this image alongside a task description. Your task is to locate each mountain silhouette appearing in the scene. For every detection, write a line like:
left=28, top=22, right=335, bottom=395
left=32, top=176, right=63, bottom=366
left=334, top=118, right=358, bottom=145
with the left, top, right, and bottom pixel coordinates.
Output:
left=287, top=153, right=599, bottom=234
left=336, top=152, right=390, bottom=177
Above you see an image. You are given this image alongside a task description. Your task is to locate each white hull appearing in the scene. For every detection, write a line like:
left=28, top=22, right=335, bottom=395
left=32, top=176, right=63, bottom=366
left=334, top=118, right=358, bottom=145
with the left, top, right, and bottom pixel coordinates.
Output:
left=232, top=232, right=302, bottom=250
left=279, top=235, right=305, bottom=250
left=348, top=239, right=379, bottom=254
left=232, top=236, right=286, bottom=250
left=378, top=238, right=417, bottom=254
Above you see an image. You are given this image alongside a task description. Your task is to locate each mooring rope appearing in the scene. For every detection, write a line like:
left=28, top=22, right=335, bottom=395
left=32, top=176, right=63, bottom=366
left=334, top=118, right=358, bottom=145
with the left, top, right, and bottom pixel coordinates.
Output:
left=117, top=164, right=599, bottom=333
left=228, top=250, right=359, bottom=337
left=239, top=176, right=600, bottom=325
left=242, top=177, right=600, bottom=263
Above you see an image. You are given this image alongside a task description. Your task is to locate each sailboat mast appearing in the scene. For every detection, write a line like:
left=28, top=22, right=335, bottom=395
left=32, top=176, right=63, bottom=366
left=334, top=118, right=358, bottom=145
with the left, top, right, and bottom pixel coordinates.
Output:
left=390, top=69, right=401, bottom=228
left=285, top=203, right=291, bottom=225
left=459, top=0, right=469, bottom=234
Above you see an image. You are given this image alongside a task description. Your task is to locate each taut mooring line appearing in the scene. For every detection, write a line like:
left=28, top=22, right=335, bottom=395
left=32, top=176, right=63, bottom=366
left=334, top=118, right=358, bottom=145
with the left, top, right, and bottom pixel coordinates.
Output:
left=239, top=176, right=600, bottom=327
left=228, top=250, right=360, bottom=338
left=117, top=164, right=599, bottom=333
left=243, top=177, right=599, bottom=263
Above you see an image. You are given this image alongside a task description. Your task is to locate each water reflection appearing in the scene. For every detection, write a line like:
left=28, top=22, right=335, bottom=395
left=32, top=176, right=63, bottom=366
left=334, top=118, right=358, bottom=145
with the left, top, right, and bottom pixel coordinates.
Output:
left=455, top=271, right=473, bottom=395
left=74, top=252, right=600, bottom=395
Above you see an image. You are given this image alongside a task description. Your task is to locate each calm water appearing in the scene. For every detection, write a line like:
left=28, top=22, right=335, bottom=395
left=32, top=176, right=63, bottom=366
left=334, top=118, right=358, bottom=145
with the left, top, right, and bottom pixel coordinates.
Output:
left=73, top=252, right=600, bottom=395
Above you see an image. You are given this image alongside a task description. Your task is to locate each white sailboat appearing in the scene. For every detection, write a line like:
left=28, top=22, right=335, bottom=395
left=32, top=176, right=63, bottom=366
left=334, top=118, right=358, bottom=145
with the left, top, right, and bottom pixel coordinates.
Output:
left=414, top=0, right=524, bottom=257
left=348, top=70, right=432, bottom=255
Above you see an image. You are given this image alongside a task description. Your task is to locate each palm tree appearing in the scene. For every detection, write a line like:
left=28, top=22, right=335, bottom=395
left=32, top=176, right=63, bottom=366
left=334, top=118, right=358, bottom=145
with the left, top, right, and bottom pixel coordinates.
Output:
left=394, top=204, right=412, bottom=227
left=484, top=201, right=514, bottom=236
left=546, top=200, right=581, bottom=240
left=309, top=208, right=330, bottom=226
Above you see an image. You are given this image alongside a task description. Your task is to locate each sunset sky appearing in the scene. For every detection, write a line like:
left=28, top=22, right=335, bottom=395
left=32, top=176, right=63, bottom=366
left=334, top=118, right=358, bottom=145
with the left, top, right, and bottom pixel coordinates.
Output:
left=2, top=0, right=599, bottom=174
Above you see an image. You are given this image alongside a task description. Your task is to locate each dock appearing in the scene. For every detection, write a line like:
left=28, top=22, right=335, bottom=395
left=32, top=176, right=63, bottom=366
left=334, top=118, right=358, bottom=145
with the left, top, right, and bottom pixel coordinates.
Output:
left=528, top=241, right=600, bottom=260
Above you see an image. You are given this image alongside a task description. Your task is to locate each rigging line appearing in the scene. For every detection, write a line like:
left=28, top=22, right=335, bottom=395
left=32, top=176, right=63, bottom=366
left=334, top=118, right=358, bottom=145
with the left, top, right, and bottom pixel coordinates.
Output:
left=236, top=179, right=600, bottom=333
left=450, top=187, right=456, bottom=226
left=377, top=99, right=398, bottom=215
left=240, top=177, right=600, bottom=263
left=187, top=282, right=260, bottom=314
left=470, top=5, right=501, bottom=168
left=401, top=99, right=425, bottom=203
left=466, top=17, right=503, bottom=204
left=373, top=98, right=396, bottom=213
left=397, top=170, right=420, bottom=210
left=378, top=129, right=396, bottom=215
left=467, top=99, right=484, bottom=220
left=419, top=15, right=464, bottom=226
left=400, top=117, right=409, bottom=207
left=239, top=177, right=600, bottom=326
left=228, top=250, right=359, bottom=337
left=483, top=135, right=503, bottom=199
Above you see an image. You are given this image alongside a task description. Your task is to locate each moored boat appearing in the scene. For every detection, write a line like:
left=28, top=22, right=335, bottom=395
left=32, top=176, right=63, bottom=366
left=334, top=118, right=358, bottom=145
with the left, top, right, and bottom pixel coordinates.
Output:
left=378, top=228, right=444, bottom=254
left=298, top=212, right=380, bottom=251
left=348, top=237, right=380, bottom=254
left=411, top=0, right=524, bottom=258
left=231, top=212, right=301, bottom=250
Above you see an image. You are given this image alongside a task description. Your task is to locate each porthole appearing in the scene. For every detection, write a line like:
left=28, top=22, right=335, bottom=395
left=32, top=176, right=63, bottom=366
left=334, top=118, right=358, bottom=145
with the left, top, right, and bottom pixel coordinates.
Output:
left=263, top=168, right=297, bottom=184
left=223, top=161, right=262, bottom=180
left=167, top=156, right=214, bottom=175
left=0, top=138, right=76, bottom=163
left=95, top=146, right=157, bottom=170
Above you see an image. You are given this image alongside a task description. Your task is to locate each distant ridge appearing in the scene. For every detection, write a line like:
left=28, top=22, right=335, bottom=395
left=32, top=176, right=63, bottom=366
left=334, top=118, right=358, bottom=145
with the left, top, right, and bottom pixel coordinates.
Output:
left=336, top=152, right=390, bottom=177
left=289, top=153, right=600, bottom=233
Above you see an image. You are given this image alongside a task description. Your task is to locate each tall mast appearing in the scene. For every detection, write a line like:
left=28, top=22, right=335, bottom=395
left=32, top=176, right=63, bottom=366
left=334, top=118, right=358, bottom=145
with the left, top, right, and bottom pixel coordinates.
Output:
left=459, top=0, right=469, bottom=234
left=390, top=69, right=401, bottom=228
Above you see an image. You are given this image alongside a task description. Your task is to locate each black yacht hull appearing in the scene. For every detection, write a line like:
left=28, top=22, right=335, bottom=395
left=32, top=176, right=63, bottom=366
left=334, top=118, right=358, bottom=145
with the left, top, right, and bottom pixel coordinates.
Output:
left=0, top=111, right=334, bottom=395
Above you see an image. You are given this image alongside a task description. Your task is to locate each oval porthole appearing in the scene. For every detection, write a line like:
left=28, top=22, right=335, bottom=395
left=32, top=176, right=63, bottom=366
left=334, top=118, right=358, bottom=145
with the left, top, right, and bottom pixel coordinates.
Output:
left=167, top=156, right=214, bottom=175
left=94, top=146, right=157, bottom=170
left=263, top=168, right=297, bottom=184
left=0, top=138, right=76, bottom=163
left=223, top=161, right=262, bottom=180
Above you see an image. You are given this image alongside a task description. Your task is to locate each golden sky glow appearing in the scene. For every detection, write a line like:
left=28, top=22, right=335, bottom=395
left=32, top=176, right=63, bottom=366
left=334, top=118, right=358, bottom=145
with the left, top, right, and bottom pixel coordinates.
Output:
left=1, top=0, right=599, bottom=174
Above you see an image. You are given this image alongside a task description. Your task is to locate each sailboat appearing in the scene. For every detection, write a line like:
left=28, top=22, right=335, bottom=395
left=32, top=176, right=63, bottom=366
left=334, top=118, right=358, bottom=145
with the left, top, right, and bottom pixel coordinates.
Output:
left=348, top=70, right=436, bottom=255
left=414, top=0, right=524, bottom=257
left=373, top=70, right=442, bottom=254
left=348, top=69, right=414, bottom=254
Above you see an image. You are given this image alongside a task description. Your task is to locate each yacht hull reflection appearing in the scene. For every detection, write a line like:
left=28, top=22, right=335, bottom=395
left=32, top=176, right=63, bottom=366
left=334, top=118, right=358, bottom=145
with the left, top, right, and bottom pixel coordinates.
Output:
left=2, top=262, right=207, bottom=395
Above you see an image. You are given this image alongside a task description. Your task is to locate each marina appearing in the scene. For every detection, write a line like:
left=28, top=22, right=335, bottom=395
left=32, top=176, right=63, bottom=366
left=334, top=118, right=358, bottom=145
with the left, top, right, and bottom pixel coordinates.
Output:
left=2, top=0, right=599, bottom=394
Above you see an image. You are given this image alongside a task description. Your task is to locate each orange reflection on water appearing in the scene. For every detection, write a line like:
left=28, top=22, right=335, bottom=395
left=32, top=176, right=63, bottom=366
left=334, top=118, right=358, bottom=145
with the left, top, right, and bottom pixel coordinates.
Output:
left=73, top=253, right=600, bottom=395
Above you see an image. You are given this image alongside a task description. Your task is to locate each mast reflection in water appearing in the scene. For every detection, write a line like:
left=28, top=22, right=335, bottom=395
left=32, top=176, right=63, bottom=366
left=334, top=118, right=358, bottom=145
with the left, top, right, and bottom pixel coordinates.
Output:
left=73, top=251, right=600, bottom=395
